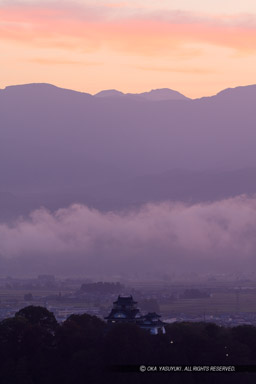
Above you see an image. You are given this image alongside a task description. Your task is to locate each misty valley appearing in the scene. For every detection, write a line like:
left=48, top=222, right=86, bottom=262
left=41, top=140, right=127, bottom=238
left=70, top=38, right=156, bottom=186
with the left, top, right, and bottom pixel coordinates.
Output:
left=1, top=84, right=256, bottom=382
left=2, top=0, right=256, bottom=380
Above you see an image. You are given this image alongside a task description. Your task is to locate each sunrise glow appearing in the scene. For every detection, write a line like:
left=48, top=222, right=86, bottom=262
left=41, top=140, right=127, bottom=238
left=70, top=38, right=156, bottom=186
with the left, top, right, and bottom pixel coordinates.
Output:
left=1, top=0, right=256, bottom=97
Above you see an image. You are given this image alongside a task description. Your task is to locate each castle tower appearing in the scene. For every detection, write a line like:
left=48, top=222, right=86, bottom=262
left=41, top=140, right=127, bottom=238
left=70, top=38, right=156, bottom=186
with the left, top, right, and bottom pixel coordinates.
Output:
left=105, top=296, right=166, bottom=335
left=105, top=295, right=141, bottom=324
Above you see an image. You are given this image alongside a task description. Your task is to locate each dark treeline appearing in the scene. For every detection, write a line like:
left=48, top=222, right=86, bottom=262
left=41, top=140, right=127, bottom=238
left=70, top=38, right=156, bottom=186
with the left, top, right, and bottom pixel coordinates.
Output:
left=0, top=306, right=256, bottom=384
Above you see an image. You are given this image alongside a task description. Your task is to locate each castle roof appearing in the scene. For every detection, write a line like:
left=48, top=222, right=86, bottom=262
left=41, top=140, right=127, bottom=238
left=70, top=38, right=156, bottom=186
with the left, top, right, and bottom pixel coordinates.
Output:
left=113, top=295, right=137, bottom=306
left=105, top=295, right=141, bottom=321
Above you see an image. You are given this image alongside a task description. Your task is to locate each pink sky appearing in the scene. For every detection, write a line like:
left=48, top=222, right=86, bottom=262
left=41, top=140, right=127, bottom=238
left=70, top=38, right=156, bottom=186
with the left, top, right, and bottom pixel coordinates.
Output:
left=1, top=1, right=256, bottom=97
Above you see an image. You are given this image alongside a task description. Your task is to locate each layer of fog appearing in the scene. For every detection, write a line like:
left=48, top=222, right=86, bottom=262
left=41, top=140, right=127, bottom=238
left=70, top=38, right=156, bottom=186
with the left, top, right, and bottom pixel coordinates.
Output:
left=1, top=196, right=256, bottom=278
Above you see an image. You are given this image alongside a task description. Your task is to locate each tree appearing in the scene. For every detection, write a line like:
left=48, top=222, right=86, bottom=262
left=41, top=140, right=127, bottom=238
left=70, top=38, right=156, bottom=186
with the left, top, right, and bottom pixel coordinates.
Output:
left=15, top=306, right=58, bottom=333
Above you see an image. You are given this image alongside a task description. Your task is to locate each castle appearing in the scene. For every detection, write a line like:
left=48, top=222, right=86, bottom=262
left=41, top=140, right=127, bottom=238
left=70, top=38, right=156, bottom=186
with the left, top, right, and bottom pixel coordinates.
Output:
left=105, top=295, right=166, bottom=335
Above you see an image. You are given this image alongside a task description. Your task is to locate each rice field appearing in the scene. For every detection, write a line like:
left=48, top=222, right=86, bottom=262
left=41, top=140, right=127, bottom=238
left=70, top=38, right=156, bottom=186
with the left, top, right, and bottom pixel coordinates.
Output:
left=160, top=291, right=256, bottom=315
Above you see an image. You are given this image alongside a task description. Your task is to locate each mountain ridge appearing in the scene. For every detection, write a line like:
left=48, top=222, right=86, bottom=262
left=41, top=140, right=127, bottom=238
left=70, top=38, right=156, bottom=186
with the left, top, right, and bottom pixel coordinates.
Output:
left=1, top=82, right=255, bottom=100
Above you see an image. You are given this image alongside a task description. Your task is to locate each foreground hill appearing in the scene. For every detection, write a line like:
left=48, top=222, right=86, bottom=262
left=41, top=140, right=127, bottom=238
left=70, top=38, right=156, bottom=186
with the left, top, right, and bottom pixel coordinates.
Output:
left=0, top=306, right=256, bottom=384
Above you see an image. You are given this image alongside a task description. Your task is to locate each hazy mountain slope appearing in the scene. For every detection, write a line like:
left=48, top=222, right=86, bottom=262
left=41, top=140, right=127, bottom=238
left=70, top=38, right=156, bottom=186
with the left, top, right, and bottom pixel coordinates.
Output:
left=98, top=168, right=256, bottom=206
left=2, top=168, right=256, bottom=221
left=1, top=83, right=256, bottom=219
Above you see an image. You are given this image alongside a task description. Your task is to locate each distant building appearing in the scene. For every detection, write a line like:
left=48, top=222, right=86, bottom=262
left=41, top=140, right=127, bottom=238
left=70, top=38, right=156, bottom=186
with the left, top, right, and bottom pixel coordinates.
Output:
left=105, top=295, right=166, bottom=335
left=37, top=275, right=55, bottom=283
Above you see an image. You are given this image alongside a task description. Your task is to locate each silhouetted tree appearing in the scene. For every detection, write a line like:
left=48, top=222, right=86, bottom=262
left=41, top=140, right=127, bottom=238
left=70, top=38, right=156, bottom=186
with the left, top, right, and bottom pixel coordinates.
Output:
left=15, top=306, right=58, bottom=333
left=0, top=308, right=256, bottom=384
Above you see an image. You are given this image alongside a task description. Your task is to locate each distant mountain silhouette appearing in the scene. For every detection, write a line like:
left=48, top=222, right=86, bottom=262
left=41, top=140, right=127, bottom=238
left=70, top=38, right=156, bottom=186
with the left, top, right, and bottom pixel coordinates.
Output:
left=94, top=88, right=189, bottom=101
left=135, top=88, right=189, bottom=101
left=1, top=83, right=92, bottom=99
left=1, top=83, right=256, bottom=218
left=203, top=84, right=256, bottom=101
left=94, top=89, right=125, bottom=98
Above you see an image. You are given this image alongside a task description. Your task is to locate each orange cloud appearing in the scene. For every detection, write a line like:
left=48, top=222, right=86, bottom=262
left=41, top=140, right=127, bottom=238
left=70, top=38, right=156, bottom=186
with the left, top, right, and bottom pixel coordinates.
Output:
left=27, top=58, right=102, bottom=66
left=0, top=3, right=256, bottom=55
left=135, top=65, right=216, bottom=74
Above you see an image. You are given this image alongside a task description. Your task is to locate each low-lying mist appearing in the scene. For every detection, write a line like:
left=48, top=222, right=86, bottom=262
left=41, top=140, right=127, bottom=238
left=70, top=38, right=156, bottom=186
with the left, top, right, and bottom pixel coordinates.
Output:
left=1, top=196, right=256, bottom=279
